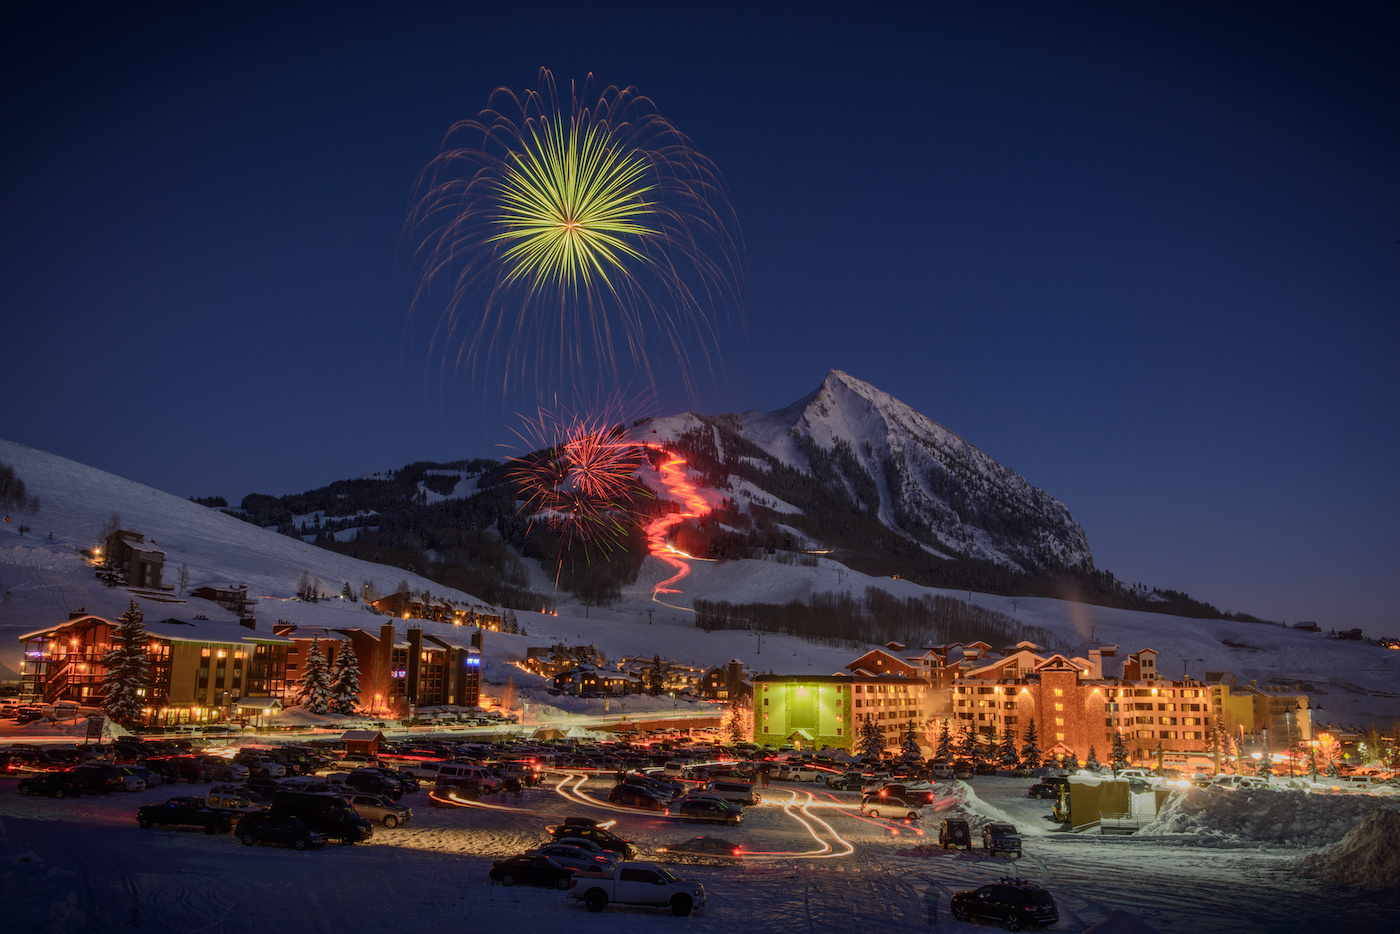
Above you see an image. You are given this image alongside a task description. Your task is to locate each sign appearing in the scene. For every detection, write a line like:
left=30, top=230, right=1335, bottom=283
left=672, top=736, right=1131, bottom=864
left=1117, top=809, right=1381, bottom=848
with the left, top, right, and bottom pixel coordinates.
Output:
left=85, top=715, right=106, bottom=742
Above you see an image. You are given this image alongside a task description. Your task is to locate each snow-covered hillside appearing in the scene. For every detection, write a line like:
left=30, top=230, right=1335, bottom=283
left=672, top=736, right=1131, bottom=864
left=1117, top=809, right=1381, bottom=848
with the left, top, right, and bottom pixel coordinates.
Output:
left=2, top=437, right=1397, bottom=729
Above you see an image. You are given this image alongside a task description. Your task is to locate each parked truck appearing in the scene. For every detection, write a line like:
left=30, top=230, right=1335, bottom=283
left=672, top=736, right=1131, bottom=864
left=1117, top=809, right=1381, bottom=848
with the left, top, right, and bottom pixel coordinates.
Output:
left=568, top=861, right=706, bottom=916
left=137, top=796, right=236, bottom=834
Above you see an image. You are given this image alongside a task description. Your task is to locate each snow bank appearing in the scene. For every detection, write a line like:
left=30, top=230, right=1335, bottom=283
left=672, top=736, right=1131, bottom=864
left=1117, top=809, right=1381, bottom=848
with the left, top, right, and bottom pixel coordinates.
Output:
left=1137, top=786, right=1400, bottom=848
left=1291, top=809, right=1400, bottom=891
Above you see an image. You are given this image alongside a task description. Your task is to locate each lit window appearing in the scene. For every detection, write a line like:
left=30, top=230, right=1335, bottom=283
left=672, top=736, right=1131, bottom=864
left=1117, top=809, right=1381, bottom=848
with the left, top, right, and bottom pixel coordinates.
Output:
left=1056, top=733, right=1065, bottom=741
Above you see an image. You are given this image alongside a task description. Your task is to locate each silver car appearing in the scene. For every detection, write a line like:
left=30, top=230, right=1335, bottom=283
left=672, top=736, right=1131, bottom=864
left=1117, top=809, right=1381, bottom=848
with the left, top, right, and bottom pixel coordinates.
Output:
left=527, top=843, right=619, bottom=872
left=346, top=792, right=412, bottom=828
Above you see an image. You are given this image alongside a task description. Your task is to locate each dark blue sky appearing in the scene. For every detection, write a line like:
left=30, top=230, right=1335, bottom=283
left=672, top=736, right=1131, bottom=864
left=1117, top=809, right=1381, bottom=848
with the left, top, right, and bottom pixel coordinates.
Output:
left=4, top=2, right=1397, bottom=634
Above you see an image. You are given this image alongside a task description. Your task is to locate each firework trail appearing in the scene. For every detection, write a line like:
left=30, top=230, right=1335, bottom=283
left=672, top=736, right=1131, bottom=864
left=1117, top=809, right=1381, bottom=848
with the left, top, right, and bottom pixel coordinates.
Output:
left=643, top=450, right=711, bottom=594
left=405, top=68, right=742, bottom=402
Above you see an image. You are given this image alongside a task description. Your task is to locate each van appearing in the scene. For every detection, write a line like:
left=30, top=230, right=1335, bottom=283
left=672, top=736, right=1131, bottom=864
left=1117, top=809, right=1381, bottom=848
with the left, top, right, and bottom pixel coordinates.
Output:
left=703, top=780, right=760, bottom=807
left=434, top=763, right=497, bottom=793
left=270, top=790, right=373, bottom=844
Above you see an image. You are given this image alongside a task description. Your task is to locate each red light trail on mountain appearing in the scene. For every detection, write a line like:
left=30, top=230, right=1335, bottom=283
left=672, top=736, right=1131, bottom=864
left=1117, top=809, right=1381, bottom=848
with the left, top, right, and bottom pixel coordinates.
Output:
left=644, top=447, right=710, bottom=595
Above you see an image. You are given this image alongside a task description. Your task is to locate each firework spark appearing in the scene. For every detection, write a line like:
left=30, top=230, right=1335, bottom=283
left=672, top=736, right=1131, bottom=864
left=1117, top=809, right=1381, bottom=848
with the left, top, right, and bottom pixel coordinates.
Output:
left=405, top=68, right=742, bottom=400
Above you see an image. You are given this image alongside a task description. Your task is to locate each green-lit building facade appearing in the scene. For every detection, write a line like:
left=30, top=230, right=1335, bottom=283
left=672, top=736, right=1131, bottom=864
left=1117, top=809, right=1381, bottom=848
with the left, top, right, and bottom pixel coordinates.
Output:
left=753, top=673, right=934, bottom=753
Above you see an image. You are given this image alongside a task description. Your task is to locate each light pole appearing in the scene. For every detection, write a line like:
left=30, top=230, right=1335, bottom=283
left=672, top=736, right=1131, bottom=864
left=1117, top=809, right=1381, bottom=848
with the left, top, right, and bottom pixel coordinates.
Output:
left=1286, top=710, right=1294, bottom=778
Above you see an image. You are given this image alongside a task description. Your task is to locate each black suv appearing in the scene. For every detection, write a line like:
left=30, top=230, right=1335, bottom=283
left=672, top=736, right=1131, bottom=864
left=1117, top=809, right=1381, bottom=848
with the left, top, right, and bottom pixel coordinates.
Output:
left=546, top=818, right=637, bottom=859
left=236, top=812, right=327, bottom=850
left=938, top=817, right=972, bottom=850
left=17, top=771, right=87, bottom=798
left=950, top=879, right=1058, bottom=930
left=982, top=822, right=1023, bottom=857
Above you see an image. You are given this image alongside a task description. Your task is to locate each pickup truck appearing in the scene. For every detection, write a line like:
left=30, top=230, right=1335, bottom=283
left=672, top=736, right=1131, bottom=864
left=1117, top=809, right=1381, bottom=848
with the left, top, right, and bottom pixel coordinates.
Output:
left=137, top=796, right=237, bottom=834
left=569, top=861, right=706, bottom=916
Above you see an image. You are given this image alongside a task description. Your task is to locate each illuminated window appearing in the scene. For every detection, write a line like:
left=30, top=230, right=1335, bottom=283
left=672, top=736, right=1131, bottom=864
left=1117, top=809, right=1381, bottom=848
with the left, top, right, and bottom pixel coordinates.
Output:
left=1056, top=733, right=1065, bottom=741
left=1055, top=718, right=1064, bottom=727
left=1054, top=688, right=1063, bottom=696
left=1054, top=703, right=1063, bottom=711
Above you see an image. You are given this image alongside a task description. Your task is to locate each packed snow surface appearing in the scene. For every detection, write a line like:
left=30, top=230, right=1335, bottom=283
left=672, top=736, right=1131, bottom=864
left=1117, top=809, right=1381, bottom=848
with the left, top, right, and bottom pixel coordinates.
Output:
left=1291, top=808, right=1400, bottom=891
left=1137, top=786, right=1400, bottom=848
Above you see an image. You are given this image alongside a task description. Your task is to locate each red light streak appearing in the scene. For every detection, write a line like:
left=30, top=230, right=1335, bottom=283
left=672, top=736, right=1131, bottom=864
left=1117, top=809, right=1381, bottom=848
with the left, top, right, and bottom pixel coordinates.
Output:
left=643, top=448, right=711, bottom=595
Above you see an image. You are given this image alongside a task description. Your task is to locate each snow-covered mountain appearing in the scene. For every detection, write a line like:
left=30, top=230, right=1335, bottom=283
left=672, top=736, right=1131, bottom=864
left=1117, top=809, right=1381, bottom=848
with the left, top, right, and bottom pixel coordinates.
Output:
left=651, top=369, right=1092, bottom=573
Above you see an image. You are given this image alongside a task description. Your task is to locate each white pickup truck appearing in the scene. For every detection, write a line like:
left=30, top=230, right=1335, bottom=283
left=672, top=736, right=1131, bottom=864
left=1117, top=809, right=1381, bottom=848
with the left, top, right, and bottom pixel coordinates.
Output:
left=568, top=861, right=706, bottom=916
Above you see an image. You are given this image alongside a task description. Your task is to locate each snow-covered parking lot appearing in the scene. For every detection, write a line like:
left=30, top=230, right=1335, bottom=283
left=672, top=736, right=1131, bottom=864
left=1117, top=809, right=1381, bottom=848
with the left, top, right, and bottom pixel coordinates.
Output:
left=3, top=772, right=1397, bottom=934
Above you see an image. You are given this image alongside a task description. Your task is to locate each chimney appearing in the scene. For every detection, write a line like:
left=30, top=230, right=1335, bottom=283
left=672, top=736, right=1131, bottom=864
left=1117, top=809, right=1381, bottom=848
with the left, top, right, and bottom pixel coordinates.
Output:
left=240, top=617, right=256, bottom=630
left=407, top=626, right=423, bottom=704
left=69, top=608, right=87, bottom=620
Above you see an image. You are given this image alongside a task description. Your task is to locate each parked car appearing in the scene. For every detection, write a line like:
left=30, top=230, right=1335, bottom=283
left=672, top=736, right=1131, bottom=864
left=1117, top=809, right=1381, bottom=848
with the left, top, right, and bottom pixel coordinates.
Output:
left=137, top=796, right=235, bottom=834
left=489, top=854, right=576, bottom=889
left=341, top=769, right=404, bottom=800
left=938, top=817, right=972, bottom=850
left=568, top=861, right=706, bottom=916
left=654, top=836, right=743, bottom=866
left=70, top=763, right=134, bottom=794
left=270, top=789, right=374, bottom=844
left=669, top=797, right=743, bottom=825
left=345, top=791, right=412, bottom=827
left=930, top=762, right=955, bottom=780
left=701, top=780, right=760, bottom=807
left=1027, top=781, right=1060, bottom=799
left=859, top=794, right=923, bottom=820
left=609, top=785, right=665, bottom=810
left=982, top=822, right=1023, bottom=857
left=17, top=771, right=87, bottom=798
left=952, top=761, right=975, bottom=780
left=950, top=879, right=1059, bottom=929
left=546, top=818, right=637, bottom=859
left=529, top=843, right=619, bottom=873
left=1010, top=765, right=1034, bottom=778
left=825, top=771, right=865, bottom=791
left=236, top=812, right=326, bottom=850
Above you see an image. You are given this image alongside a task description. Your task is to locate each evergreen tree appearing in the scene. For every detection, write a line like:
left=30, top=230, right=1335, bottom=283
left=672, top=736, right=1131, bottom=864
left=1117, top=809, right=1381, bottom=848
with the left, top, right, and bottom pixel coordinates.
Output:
left=935, top=718, right=954, bottom=763
left=1307, top=746, right=1320, bottom=781
left=297, top=637, right=333, bottom=714
left=958, top=722, right=980, bottom=762
left=859, top=714, right=885, bottom=760
left=1020, top=718, right=1042, bottom=769
left=341, top=582, right=355, bottom=602
left=898, top=718, right=923, bottom=766
left=1111, top=729, right=1130, bottom=774
left=101, top=599, right=150, bottom=726
left=1256, top=734, right=1274, bottom=777
left=1085, top=745, right=1102, bottom=772
left=329, top=643, right=361, bottom=715
left=998, top=725, right=1020, bottom=768
left=1326, top=759, right=1341, bottom=779
left=723, top=697, right=749, bottom=744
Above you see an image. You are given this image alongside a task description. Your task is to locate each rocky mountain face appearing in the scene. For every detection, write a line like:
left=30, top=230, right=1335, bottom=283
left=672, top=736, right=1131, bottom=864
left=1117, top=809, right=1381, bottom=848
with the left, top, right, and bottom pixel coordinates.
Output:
left=654, top=369, right=1094, bottom=575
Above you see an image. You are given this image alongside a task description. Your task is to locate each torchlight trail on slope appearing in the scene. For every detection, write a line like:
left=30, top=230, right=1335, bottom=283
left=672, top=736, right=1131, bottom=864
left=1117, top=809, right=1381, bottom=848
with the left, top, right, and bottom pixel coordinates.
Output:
left=643, top=447, right=711, bottom=596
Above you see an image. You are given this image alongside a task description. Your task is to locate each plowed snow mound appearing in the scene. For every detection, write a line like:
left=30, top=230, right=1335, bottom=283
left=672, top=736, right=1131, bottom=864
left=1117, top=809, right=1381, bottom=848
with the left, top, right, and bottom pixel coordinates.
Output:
left=1138, top=787, right=1399, bottom=848
left=1291, top=809, right=1400, bottom=891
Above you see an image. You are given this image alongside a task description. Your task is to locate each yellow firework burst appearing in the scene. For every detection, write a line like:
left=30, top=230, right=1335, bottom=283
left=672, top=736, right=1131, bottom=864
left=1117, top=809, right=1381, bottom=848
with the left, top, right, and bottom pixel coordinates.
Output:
left=404, top=68, right=742, bottom=401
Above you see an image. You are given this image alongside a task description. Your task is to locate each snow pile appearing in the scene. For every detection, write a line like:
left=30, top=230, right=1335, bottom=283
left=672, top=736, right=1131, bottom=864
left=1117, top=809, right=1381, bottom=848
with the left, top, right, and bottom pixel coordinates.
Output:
left=1137, top=786, right=1400, bottom=848
left=1291, top=809, right=1400, bottom=891
left=1083, top=910, right=1163, bottom=934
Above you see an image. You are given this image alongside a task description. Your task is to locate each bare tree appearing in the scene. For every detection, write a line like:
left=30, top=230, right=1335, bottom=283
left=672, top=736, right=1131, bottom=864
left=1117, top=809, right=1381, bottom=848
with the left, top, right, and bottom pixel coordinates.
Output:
left=177, top=563, right=190, bottom=597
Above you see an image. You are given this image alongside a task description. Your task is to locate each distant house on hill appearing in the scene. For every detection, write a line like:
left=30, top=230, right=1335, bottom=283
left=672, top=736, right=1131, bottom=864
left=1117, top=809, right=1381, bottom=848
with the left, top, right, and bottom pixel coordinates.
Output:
left=102, top=530, right=166, bottom=590
left=191, top=584, right=250, bottom=615
left=1292, top=621, right=1321, bottom=633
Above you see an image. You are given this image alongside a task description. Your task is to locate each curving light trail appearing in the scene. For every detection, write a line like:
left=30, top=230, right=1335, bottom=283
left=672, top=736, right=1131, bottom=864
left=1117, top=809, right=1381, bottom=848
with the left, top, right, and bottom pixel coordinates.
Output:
left=643, top=447, right=711, bottom=596
left=743, top=789, right=856, bottom=860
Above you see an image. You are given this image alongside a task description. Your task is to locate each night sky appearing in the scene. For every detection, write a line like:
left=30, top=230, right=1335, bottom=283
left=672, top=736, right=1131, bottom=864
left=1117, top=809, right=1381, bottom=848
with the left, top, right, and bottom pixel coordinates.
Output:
left=3, top=2, right=1397, bottom=635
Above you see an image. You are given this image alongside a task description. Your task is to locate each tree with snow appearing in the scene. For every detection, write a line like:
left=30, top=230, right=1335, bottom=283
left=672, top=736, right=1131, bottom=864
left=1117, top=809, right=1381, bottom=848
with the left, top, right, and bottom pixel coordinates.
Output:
left=329, top=643, right=361, bottom=715
left=999, top=725, right=1020, bottom=769
left=898, top=718, right=923, bottom=766
left=1021, top=718, right=1042, bottom=770
left=1084, top=746, right=1102, bottom=772
left=958, top=721, right=980, bottom=762
left=858, top=714, right=885, bottom=760
left=1110, top=729, right=1130, bottom=774
left=1307, top=745, right=1320, bottom=781
left=935, top=718, right=954, bottom=763
left=1256, top=734, right=1274, bottom=777
left=101, top=599, right=150, bottom=727
left=296, top=637, right=333, bottom=714
left=1326, top=759, right=1341, bottom=779
left=721, top=697, right=751, bottom=744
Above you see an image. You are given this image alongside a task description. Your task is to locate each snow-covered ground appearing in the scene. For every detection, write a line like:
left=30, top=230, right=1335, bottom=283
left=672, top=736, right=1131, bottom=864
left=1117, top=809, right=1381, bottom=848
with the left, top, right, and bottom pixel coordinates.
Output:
left=3, top=768, right=1396, bottom=934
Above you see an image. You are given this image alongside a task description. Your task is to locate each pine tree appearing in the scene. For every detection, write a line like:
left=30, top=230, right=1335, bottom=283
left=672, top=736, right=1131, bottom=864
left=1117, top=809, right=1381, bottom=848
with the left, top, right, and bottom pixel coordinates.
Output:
left=297, top=637, right=333, bottom=714
left=1020, top=718, right=1042, bottom=769
left=898, top=718, right=923, bottom=766
left=1326, top=759, right=1341, bottom=779
left=1085, top=745, right=1102, bottom=772
left=329, top=643, right=361, bottom=715
left=958, top=722, right=980, bottom=762
left=999, top=725, right=1020, bottom=768
left=1111, top=729, right=1130, bottom=774
left=859, top=714, right=885, bottom=760
left=935, top=719, right=954, bottom=763
left=1307, top=746, right=1320, bottom=781
left=101, top=599, right=150, bottom=726
left=1256, top=734, right=1274, bottom=777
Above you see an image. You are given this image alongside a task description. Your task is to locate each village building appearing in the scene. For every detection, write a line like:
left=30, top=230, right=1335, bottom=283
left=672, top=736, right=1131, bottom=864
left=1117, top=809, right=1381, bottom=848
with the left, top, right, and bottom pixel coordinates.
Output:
left=101, top=530, right=166, bottom=590
left=18, top=611, right=291, bottom=727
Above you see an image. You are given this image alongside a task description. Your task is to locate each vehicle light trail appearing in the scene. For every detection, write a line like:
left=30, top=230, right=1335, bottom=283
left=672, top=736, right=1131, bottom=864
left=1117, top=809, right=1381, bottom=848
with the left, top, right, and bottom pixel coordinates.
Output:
left=643, top=447, right=711, bottom=596
left=743, top=790, right=856, bottom=859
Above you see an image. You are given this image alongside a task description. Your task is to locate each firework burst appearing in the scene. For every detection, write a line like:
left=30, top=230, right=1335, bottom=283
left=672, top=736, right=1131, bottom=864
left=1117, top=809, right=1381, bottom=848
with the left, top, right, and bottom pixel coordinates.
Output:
left=507, top=397, right=653, bottom=560
left=405, top=68, right=742, bottom=400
